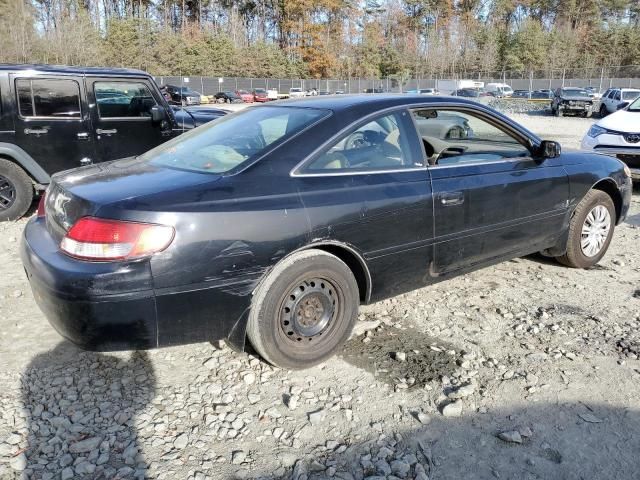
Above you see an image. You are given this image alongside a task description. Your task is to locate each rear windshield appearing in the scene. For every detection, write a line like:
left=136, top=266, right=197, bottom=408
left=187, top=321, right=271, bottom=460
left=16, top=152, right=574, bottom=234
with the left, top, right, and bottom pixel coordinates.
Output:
left=622, top=90, right=640, bottom=100
left=562, top=88, right=588, bottom=96
left=143, top=106, right=328, bottom=174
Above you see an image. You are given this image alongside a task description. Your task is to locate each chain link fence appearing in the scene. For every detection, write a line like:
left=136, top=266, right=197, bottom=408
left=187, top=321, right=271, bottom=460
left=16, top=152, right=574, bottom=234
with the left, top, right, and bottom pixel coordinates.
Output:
left=155, top=65, right=640, bottom=96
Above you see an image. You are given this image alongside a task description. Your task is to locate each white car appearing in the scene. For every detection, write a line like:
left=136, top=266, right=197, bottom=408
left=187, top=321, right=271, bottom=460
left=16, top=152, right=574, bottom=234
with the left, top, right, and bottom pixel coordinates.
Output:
left=599, top=88, right=640, bottom=116
left=581, top=96, right=640, bottom=180
left=289, top=87, right=306, bottom=98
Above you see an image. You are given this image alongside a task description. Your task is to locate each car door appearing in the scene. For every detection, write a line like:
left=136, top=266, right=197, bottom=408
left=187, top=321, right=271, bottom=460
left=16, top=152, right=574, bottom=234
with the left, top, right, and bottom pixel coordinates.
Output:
left=87, top=77, right=172, bottom=162
left=11, top=75, right=95, bottom=174
left=409, top=106, right=569, bottom=275
left=292, top=109, right=435, bottom=300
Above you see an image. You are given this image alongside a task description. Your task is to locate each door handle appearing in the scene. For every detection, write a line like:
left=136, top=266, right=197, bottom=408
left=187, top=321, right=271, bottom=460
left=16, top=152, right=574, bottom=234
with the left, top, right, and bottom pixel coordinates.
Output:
left=96, top=128, right=117, bottom=135
left=77, top=132, right=90, bottom=140
left=440, top=191, right=464, bottom=206
left=24, top=128, right=48, bottom=135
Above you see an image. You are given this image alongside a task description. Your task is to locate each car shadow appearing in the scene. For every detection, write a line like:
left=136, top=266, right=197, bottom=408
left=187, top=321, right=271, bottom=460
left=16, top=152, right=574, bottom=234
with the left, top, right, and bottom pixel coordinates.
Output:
left=19, top=342, right=156, bottom=479
left=243, top=401, right=640, bottom=480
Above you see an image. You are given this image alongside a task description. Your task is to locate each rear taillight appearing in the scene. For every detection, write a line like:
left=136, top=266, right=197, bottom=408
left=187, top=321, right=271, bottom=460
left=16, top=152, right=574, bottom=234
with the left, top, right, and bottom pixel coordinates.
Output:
left=60, top=217, right=174, bottom=261
left=37, top=192, right=47, bottom=218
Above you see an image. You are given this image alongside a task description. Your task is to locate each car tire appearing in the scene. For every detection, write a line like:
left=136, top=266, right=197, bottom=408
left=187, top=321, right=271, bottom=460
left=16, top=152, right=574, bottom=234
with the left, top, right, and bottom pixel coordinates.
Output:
left=0, top=158, right=33, bottom=222
left=556, top=190, right=615, bottom=269
left=247, top=249, right=359, bottom=370
left=554, top=107, right=563, bottom=117
left=599, top=105, right=608, bottom=117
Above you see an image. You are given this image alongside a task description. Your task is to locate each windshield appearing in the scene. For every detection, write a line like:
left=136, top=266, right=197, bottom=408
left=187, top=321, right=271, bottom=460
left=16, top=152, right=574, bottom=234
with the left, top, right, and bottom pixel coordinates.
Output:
left=622, top=90, right=640, bottom=100
left=628, top=96, right=640, bottom=112
left=562, top=88, right=589, bottom=96
left=143, top=106, right=328, bottom=174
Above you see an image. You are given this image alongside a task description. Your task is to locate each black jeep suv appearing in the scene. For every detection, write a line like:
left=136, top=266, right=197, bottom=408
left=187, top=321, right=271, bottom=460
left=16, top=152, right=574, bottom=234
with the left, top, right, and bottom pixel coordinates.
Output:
left=0, top=64, right=224, bottom=221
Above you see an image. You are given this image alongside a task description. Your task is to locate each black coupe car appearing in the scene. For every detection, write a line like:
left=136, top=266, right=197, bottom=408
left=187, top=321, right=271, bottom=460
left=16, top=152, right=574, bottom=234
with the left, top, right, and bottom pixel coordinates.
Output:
left=214, top=91, right=243, bottom=103
left=21, top=95, right=633, bottom=369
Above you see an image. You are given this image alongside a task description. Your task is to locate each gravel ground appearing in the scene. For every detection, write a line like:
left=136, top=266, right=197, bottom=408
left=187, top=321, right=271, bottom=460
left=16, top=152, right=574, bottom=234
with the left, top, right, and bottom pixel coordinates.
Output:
left=1, top=113, right=640, bottom=480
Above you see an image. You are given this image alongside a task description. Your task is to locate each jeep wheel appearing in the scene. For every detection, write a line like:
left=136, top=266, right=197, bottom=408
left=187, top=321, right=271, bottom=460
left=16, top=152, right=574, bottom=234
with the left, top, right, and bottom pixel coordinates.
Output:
left=247, top=250, right=359, bottom=370
left=0, top=158, right=33, bottom=222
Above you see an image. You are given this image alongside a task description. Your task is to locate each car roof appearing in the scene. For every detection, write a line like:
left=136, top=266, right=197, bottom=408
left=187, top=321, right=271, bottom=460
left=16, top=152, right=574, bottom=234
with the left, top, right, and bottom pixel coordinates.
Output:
left=0, top=63, right=149, bottom=77
left=272, top=94, right=487, bottom=112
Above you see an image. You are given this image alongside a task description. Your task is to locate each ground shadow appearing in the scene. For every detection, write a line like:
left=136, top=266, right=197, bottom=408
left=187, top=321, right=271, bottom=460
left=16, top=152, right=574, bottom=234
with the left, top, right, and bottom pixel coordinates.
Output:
left=17, top=341, right=156, bottom=479
left=247, top=401, right=640, bottom=480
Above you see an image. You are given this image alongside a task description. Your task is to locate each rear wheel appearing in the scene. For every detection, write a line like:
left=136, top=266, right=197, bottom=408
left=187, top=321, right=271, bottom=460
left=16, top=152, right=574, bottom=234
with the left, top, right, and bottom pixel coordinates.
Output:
left=247, top=250, right=359, bottom=370
left=556, top=190, right=615, bottom=268
left=599, top=104, right=608, bottom=117
left=0, top=158, right=33, bottom=222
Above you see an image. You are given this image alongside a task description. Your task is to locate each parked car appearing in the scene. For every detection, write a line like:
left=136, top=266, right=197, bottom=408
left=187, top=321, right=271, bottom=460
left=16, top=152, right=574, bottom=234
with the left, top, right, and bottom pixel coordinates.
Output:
left=452, top=88, right=490, bottom=98
left=22, top=95, right=632, bottom=369
left=334, top=90, right=345, bottom=95
left=236, top=90, right=254, bottom=103
left=214, top=91, right=243, bottom=103
left=584, top=87, right=603, bottom=100
left=531, top=90, right=554, bottom=100
left=551, top=87, right=594, bottom=117
left=172, top=106, right=227, bottom=129
left=581, top=95, right=640, bottom=181
left=406, top=88, right=439, bottom=95
left=512, top=90, right=532, bottom=99
left=364, top=88, right=384, bottom=93
left=485, top=83, right=514, bottom=97
left=599, top=88, right=640, bottom=117
left=289, top=87, right=306, bottom=98
left=0, top=64, right=216, bottom=221
left=318, top=90, right=331, bottom=96
left=162, top=85, right=201, bottom=106
left=252, top=88, right=269, bottom=102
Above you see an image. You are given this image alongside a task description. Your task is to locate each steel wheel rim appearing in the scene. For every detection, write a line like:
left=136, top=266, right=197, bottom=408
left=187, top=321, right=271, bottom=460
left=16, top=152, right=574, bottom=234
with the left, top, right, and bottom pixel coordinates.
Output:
left=580, top=205, right=611, bottom=257
left=280, top=277, right=337, bottom=343
left=0, top=174, right=16, bottom=211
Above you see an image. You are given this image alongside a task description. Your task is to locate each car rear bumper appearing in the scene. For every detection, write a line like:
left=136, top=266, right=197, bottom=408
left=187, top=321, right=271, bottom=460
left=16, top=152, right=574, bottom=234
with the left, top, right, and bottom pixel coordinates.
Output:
left=21, top=217, right=251, bottom=351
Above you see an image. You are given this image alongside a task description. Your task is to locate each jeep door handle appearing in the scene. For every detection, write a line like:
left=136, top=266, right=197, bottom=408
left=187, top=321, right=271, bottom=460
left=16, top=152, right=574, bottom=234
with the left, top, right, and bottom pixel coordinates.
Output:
left=440, top=191, right=464, bottom=206
left=77, top=132, right=90, bottom=140
left=24, top=128, right=48, bottom=135
left=96, top=128, right=117, bottom=135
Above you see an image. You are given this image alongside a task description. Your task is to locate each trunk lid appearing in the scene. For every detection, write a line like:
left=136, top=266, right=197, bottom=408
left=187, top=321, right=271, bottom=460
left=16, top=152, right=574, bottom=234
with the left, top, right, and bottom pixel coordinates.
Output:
left=45, top=156, right=221, bottom=242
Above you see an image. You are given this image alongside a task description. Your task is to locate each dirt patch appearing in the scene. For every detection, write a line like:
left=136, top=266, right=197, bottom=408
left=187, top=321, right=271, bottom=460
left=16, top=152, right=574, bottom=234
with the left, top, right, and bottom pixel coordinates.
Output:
left=339, top=325, right=459, bottom=389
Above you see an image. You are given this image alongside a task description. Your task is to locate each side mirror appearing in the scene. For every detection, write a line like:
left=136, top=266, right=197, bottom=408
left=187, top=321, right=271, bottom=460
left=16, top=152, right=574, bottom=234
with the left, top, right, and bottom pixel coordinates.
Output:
left=538, top=140, right=561, bottom=159
left=616, top=102, right=629, bottom=111
left=151, top=105, right=166, bottom=123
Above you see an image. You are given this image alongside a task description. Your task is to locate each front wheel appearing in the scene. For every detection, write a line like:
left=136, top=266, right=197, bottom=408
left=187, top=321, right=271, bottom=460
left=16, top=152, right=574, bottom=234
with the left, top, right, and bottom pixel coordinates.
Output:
left=556, top=190, right=615, bottom=268
left=0, top=159, right=33, bottom=222
left=247, top=250, right=359, bottom=370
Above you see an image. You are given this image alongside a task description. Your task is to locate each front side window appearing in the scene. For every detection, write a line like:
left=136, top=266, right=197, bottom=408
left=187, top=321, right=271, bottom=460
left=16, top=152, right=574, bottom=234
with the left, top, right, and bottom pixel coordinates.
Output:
left=410, top=108, right=530, bottom=167
left=304, top=112, right=417, bottom=172
left=16, top=79, right=81, bottom=118
left=95, top=82, right=157, bottom=118
left=144, top=106, right=328, bottom=174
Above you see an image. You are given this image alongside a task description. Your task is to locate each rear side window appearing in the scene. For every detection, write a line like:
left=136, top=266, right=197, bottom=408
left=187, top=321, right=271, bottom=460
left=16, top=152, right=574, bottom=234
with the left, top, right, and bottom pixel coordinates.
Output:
left=143, top=106, right=328, bottom=174
left=95, top=82, right=157, bottom=118
left=16, top=79, right=81, bottom=118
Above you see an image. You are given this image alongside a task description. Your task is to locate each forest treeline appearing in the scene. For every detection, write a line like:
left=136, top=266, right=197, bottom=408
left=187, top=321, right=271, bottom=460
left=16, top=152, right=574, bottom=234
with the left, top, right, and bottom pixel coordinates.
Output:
left=1, top=0, right=640, bottom=78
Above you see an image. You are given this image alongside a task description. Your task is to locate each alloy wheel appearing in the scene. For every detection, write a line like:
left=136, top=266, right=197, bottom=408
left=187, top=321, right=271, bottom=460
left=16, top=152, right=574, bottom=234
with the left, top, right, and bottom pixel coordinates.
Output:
left=0, top=174, right=16, bottom=211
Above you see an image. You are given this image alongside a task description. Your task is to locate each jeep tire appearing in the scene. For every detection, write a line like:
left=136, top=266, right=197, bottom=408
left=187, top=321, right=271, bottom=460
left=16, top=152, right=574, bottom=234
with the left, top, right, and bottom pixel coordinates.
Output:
left=0, top=158, right=33, bottom=222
